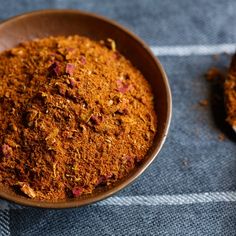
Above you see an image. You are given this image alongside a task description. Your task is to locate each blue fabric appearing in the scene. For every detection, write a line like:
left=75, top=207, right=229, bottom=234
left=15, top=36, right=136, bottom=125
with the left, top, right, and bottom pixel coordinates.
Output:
left=0, top=0, right=236, bottom=235
left=9, top=204, right=236, bottom=235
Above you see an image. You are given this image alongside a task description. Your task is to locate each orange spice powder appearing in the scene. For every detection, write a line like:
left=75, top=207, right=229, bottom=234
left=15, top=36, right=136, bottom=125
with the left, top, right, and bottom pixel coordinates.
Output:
left=0, top=35, right=157, bottom=200
left=225, top=54, right=236, bottom=130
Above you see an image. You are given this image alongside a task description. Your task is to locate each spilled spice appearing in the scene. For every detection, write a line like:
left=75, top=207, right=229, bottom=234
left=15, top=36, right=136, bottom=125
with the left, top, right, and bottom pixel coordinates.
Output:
left=205, top=67, right=224, bottom=81
left=225, top=54, right=236, bottom=131
left=218, top=133, right=226, bottom=141
left=0, top=35, right=157, bottom=200
left=198, top=99, right=209, bottom=107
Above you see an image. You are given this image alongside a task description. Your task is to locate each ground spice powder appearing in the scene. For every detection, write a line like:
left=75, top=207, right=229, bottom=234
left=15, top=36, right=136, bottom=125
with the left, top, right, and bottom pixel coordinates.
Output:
left=225, top=54, right=236, bottom=131
left=0, top=35, right=157, bottom=200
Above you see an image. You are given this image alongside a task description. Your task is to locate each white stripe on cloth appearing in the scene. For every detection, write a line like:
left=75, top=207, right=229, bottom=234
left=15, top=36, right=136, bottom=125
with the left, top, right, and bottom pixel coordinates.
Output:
left=151, top=44, right=236, bottom=56
left=96, top=191, right=236, bottom=206
left=1, top=191, right=236, bottom=209
left=0, top=210, right=10, bottom=236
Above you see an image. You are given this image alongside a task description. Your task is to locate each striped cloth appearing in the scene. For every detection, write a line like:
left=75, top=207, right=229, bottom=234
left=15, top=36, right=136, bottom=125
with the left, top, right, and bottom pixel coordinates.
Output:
left=0, top=0, right=236, bottom=235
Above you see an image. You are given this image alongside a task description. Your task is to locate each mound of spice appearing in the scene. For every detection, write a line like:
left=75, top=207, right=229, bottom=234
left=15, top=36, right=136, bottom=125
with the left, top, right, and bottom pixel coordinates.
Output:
left=0, top=35, right=157, bottom=200
left=225, top=54, right=236, bottom=132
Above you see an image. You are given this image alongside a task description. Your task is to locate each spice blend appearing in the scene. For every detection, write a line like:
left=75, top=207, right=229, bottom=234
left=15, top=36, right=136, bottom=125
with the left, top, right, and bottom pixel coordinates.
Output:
left=0, top=36, right=157, bottom=200
left=225, top=54, right=236, bottom=131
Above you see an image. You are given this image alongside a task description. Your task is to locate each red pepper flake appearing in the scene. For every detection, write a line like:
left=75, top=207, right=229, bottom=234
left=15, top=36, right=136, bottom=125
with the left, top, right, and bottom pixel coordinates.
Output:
left=72, top=187, right=83, bottom=197
left=90, top=115, right=103, bottom=125
left=49, top=52, right=58, bottom=58
left=2, top=144, right=13, bottom=157
left=117, top=79, right=122, bottom=87
left=97, top=173, right=113, bottom=185
left=106, top=172, right=113, bottom=179
left=80, top=55, right=86, bottom=65
left=113, top=51, right=121, bottom=60
left=66, top=47, right=75, bottom=52
left=97, top=176, right=106, bottom=185
left=66, top=63, right=75, bottom=76
left=116, top=79, right=131, bottom=94
left=122, top=156, right=134, bottom=169
left=135, top=156, right=142, bottom=164
left=123, top=156, right=132, bottom=161
left=48, top=62, right=60, bottom=77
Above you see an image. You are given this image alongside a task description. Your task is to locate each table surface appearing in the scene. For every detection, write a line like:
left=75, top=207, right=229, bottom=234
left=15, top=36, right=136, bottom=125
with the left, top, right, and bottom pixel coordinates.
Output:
left=0, top=0, right=236, bottom=235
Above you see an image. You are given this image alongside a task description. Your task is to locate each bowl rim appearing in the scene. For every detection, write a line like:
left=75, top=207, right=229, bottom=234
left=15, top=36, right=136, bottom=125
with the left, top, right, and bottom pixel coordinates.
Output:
left=0, top=9, right=172, bottom=209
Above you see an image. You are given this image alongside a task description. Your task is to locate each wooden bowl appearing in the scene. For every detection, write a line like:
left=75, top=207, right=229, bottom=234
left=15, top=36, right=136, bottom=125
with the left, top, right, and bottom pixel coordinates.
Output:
left=0, top=10, right=172, bottom=208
